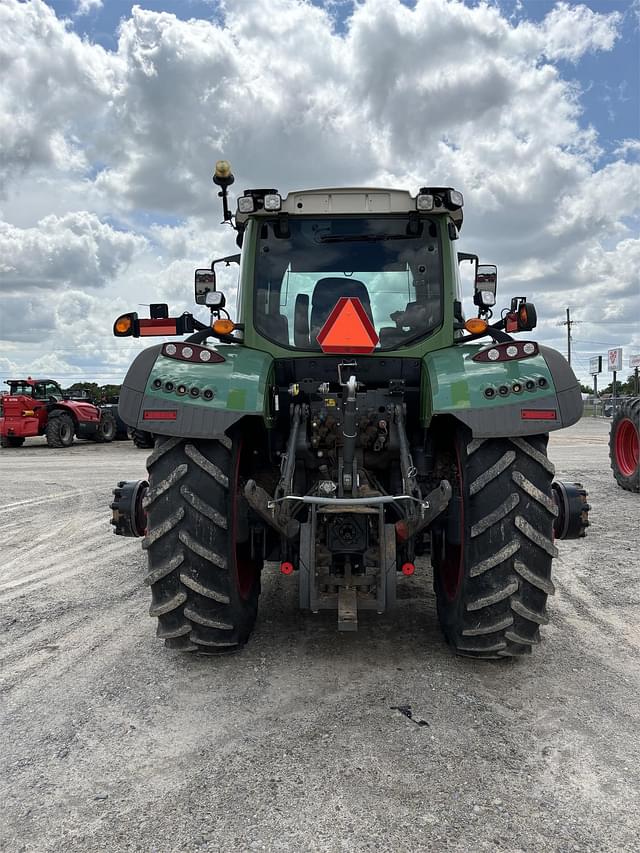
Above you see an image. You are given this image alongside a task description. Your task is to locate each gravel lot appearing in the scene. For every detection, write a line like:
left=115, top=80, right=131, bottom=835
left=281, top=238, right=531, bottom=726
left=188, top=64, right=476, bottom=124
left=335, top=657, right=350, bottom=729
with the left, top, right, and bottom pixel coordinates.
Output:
left=1, top=417, right=638, bottom=853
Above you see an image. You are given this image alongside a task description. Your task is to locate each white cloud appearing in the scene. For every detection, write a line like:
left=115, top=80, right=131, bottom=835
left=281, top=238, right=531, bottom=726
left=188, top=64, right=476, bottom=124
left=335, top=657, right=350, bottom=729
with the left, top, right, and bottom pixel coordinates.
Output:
left=0, top=212, right=146, bottom=292
left=0, top=0, right=637, bottom=387
left=536, top=2, right=621, bottom=62
left=74, top=0, right=103, bottom=16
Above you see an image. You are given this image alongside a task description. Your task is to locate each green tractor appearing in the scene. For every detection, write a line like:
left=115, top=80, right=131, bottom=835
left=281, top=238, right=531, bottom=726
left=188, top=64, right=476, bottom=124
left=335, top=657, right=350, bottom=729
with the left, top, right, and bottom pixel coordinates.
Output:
left=111, top=161, right=589, bottom=659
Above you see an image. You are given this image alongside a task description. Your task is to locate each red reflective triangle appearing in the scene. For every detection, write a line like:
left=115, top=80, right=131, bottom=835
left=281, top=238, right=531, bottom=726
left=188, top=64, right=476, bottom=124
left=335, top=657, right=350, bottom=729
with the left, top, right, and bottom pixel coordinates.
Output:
left=316, top=297, right=379, bottom=354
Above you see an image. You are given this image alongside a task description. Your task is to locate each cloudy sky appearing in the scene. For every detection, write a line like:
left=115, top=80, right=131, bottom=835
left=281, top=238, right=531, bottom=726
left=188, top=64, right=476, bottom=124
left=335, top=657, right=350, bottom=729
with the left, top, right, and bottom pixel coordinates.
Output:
left=0, top=0, right=638, bottom=388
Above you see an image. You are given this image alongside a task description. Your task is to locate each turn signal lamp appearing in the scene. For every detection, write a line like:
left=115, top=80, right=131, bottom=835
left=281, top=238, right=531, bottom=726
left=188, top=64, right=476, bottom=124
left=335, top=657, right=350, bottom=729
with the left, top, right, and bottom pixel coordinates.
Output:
left=114, top=313, right=137, bottom=336
left=212, top=318, right=236, bottom=336
left=464, top=318, right=488, bottom=334
left=518, top=302, right=537, bottom=331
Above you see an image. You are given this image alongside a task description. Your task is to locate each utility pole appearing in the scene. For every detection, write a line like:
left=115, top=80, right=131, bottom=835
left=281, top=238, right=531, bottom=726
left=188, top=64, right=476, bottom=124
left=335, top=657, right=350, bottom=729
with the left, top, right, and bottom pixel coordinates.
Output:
left=558, top=308, right=581, bottom=366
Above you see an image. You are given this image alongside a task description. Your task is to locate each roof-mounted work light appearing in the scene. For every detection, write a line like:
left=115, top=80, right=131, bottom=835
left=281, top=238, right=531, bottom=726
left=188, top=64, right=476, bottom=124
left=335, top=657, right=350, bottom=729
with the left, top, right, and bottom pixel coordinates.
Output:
left=416, top=193, right=434, bottom=211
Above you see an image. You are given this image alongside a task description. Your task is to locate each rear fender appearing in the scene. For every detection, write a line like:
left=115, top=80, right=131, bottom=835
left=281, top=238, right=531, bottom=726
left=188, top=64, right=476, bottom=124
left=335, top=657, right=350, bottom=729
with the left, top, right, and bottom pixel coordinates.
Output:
left=422, top=343, right=582, bottom=437
left=118, top=344, right=273, bottom=438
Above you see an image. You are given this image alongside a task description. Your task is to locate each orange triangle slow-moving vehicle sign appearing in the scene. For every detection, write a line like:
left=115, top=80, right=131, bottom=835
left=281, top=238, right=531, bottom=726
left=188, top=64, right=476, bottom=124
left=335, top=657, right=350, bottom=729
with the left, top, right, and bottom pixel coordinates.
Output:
left=316, top=297, right=379, bottom=354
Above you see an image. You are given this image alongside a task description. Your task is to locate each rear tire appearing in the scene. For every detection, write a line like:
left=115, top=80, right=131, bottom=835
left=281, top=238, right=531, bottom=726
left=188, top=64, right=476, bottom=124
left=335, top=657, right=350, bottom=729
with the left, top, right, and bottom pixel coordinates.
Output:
left=95, top=413, right=116, bottom=443
left=143, top=434, right=262, bottom=652
left=45, top=413, right=75, bottom=448
left=433, top=429, right=557, bottom=659
left=609, top=398, right=639, bottom=492
left=1, top=436, right=25, bottom=448
left=131, top=429, right=154, bottom=449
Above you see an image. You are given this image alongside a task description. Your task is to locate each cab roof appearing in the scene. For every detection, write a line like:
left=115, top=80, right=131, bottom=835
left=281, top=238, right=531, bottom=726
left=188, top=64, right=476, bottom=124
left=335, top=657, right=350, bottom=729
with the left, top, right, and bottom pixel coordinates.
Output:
left=235, top=186, right=464, bottom=230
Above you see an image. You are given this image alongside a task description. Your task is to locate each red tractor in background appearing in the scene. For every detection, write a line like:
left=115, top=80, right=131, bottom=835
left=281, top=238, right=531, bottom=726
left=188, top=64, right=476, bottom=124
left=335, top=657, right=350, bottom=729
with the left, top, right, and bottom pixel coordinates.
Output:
left=0, top=378, right=116, bottom=448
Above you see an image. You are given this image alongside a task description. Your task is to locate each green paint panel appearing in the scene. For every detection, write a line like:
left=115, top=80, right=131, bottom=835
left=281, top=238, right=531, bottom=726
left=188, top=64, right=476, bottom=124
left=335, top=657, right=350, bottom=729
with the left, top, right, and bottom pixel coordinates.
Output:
left=145, top=346, right=272, bottom=415
left=423, top=345, right=555, bottom=417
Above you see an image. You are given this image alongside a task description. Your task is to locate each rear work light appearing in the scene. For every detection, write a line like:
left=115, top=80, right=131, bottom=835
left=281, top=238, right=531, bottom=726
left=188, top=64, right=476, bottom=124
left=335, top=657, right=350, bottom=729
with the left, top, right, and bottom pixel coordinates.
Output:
left=472, top=341, right=539, bottom=363
left=263, top=193, right=282, bottom=211
left=162, top=343, right=225, bottom=364
left=416, top=193, right=434, bottom=211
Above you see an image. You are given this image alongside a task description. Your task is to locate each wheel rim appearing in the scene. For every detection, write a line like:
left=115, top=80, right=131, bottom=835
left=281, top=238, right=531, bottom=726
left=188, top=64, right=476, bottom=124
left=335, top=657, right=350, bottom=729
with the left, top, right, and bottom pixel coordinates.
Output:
left=615, top=418, right=639, bottom=476
left=233, top=441, right=259, bottom=600
left=439, top=440, right=464, bottom=601
left=61, top=423, right=72, bottom=442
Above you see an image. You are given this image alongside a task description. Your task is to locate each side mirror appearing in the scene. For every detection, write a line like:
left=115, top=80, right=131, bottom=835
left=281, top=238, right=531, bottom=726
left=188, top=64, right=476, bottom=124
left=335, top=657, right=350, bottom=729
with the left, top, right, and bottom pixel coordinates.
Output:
left=474, top=264, right=497, bottom=310
left=195, top=269, right=216, bottom=305
left=205, top=291, right=226, bottom=309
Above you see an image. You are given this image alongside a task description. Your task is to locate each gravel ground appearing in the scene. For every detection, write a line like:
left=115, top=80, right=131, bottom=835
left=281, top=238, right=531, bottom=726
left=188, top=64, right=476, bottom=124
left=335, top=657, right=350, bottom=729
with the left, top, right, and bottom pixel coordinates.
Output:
left=0, top=418, right=638, bottom=853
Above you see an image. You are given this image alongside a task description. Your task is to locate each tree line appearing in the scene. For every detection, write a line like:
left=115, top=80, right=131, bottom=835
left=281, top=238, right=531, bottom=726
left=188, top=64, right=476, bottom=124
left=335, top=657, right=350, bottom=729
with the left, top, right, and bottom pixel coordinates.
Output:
left=63, top=382, right=122, bottom=401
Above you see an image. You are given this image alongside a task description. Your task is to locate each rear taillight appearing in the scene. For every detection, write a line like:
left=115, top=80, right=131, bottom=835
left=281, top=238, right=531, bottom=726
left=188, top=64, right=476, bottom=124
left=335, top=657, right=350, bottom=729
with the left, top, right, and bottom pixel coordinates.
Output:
left=472, top=341, right=538, bottom=363
left=142, top=410, right=178, bottom=421
left=161, top=343, right=225, bottom=364
left=521, top=409, right=557, bottom=420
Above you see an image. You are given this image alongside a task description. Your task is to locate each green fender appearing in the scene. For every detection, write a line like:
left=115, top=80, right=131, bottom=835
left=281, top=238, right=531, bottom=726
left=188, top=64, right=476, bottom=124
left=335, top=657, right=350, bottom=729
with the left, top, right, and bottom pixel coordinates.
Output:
left=422, top=343, right=583, bottom=437
left=118, top=344, right=273, bottom=437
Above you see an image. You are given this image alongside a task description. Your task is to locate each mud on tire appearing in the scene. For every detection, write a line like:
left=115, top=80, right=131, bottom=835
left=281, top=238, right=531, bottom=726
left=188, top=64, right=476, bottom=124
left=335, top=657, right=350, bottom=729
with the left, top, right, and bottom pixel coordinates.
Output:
left=433, top=430, right=557, bottom=659
left=143, top=434, right=262, bottom=652
left=609, top=397, right=639, bottom=493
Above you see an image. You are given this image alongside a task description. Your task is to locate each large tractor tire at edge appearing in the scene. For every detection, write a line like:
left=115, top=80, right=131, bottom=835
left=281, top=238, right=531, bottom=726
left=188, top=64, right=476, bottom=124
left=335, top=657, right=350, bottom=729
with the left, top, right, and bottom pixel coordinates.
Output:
left=609, top=397, right=639, bottom=492
left=433, top=430, right=557, bottom=659
left=143, top=434, right=262, bottom=652
left=45, top=412, right=75, bottom=448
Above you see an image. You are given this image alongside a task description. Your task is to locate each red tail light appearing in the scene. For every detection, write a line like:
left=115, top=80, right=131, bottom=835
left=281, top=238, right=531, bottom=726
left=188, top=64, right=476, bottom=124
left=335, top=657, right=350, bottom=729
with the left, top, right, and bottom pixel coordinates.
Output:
left=520, top=409, right=557, bottom=420
left=142, top=410, right=178, bottom=421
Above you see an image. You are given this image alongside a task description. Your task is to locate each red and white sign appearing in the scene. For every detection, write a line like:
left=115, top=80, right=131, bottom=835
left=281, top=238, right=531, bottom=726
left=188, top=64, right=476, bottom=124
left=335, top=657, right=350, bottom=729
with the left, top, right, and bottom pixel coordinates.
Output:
left=630, top=354, right=640, bottom=369
left=607, top=347, right=622, bottom=371
left=316, top=297, right=379, bottom=354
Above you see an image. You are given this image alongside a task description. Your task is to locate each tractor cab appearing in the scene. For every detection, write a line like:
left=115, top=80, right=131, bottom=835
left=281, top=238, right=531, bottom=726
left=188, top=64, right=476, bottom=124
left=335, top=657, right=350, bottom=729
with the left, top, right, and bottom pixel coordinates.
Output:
left=6, top=378, right=64, bottom=402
